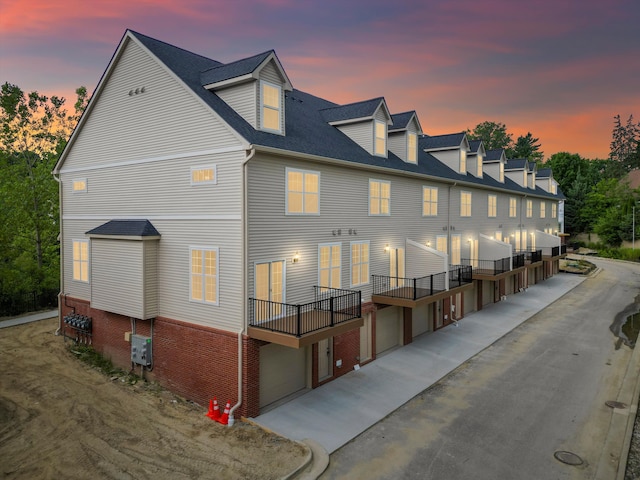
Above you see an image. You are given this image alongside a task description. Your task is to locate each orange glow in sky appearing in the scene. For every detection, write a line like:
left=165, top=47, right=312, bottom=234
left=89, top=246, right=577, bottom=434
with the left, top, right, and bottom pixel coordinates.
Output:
left=1, top=0, right=638, bottom=160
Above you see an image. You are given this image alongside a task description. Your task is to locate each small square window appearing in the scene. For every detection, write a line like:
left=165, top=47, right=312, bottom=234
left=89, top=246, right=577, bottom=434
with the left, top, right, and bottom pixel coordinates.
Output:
left=191, top=166, right=217, bottom=185
left=72, top=179, right=87, bottom=193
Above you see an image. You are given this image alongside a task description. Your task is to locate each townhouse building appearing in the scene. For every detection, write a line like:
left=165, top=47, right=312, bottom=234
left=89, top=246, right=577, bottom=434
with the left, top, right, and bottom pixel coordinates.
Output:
left=54, top=30, right=565, bottom=420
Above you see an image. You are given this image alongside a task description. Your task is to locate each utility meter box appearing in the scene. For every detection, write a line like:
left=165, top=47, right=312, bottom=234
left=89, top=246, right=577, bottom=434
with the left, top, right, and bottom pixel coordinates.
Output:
left=131, top=334, right=152, bottom=366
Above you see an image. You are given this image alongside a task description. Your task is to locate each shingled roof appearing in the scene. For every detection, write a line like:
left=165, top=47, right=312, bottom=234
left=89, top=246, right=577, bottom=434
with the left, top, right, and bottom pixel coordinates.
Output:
left=86, top=220, right=160, bottom=237
left=421, top=133, right=466, bottom=150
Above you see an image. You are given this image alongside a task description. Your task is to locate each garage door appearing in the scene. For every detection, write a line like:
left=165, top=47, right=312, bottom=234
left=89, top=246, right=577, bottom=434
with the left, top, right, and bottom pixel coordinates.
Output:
left=376, top=307, right=400, bottom=355
left=259, top=344, right=307, bottom=408
left=412, top=303, right=431, bottom=337
left=482, top=280, right=494, bottom=306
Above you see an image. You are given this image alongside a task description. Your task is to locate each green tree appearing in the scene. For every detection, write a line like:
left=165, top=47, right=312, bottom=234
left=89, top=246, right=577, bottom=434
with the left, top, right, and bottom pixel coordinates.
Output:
left=585, top=179, right=636, bottom=246
left=466, top=121, right=514, bottom=152
left=511, top=132, right=543, bottom=165
left=0, top=83, right=87, bottom=296
left=609, top=114, right=640, bottom=174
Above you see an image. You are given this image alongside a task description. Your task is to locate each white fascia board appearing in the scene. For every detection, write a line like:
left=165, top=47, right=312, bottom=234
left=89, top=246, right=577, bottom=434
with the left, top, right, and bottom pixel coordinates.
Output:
left=256, top=51, right=293, bottom=91
left=328, top=116, right=373, bottom=126
left=203, top=73, right=255, bottom=90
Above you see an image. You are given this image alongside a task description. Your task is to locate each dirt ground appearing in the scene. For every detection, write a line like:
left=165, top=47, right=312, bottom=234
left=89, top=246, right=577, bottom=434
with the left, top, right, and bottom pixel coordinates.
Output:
left=0, top=317, right=307, bottom=479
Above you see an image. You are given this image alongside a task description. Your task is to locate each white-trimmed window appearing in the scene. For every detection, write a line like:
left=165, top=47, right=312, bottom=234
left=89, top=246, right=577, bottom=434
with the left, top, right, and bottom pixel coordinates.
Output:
left=369, top=179, right=390, bottom=215
left=526, top=199, right=533, bottom=218
left=422, top=186, right=438, bottom=216
left=540, top=201, right=546, bottom=218
left=509, top=197, right=517, bottom=217
left=374, top=121, right=386, bottom=156
left=350, top=241, right=370, bottom=287
left=477, top=156, right=483, bottom=177
left=261, top=81, right=282, bottom=133
left=552, top=203, right=557, bottom=218
left=72, top=240, right=89, bottom=282
left=488, top=194, right=497, bottom=217
left=72, top=178, right=87, bottom=193
left=190, top=247, right=219, bottom=305
left=460, top=191, right=471, bottom=217
left=319, top=243, right=341, bottom=289
left=407, top=132, right=417, bottom=163
left=191, top=166, right=216, bottom=185
left=460, top=150, right=467, bottom=174
left=286, top=168, right=319, bottom=214
left=499, top=162, right=505, bottom=182
left=436, top=235, right=447, bottom=253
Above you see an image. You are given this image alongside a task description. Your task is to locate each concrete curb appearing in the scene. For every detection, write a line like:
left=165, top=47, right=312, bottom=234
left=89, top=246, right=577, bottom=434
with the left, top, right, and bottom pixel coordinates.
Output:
left=615, top=338, right=640, bottom=480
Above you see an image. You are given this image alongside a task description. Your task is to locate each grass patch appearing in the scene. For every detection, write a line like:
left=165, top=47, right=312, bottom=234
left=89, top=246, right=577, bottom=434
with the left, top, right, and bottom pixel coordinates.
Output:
left=583, top=243, right=640, bottom=262
left=68, top=344, right=141, bottom=385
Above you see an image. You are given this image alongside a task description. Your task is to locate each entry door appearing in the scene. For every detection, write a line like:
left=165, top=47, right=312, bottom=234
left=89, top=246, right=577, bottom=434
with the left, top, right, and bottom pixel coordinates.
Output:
left=254, top=260, right=285, bottom=320
left=451, top=235, right=461, bottom=265
left=318, top=338, right=333, bottom=381
left=390, top=247, right=405, bottom=287
left=359, top=313, right=372, bottom=363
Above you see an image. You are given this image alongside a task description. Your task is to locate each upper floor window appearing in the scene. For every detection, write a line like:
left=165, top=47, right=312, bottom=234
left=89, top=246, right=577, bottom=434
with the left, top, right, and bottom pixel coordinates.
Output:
left=369, top=179, right=390, bottom=215
left=72, top=240, right=89, bottom=282
left=374, top=121, right=386, bottom=156
left=191, top=166, right=216, bottom=185
left=477, top=156, right=483, bottom=177
left=422, top=186, right=438, bottom=216
left=72, top=179, right=87, bottom=193
left=460, top=149, right=467, bottom=174
left=552, top=203, right=557, bottom=218
left=499, top=162, right=505, bottom=182
left=190, top=247, right=218, bottom=305
left=261, top=81, right=282, bottom=133
left=350, top=241, right=370, bottom=287
left=551, top=183, right=557, bottom=194
left=509, top=197, right=517, bottom=217
left=460, top=191, right=472, bottom=217
left=407, top=132, right=417, bottom=163
left=287, top=168, right=319, bottom=214
left=540, top=201, right=546, bottom=218
left=526, top=199, right=533, bottom=218
left=488, top=195, right=497, bottom=217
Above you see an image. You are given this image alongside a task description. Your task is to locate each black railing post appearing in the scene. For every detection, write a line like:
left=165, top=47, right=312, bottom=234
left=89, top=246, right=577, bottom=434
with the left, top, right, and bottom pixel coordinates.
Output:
left=358, top=290, right=362, bottom=317
left=330, top=296, right=335, bottom=327
left=296, top=305, right=302, bottom=337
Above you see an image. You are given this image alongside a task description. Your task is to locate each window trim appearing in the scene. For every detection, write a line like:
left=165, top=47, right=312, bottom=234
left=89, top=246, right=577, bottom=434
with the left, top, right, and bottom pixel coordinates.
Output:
left=369, top=179, right=391, bottom=216
left=540, top=201, right=546, bottom=218
left=189, top=246, right=219, bottom=306
left=72, top=239, right=89, bottom=283
left=286, top=167, right=320, bottom=215
left=72, top=178, right=88, bottom=193
left=552, top=202, right=557, bottom=219
left=460, top=191, right=472, bottom=217
left=526, top=199, right=533, bottom=218
left=422, top=186, right=438, bottom=217
left=487, top=194, right=497, bottom=218
left=509, top=197, right=517, bottom=218
left=318, top=242, right=342, bottom=289
left=374, top=120, right=387, bottom=157
left=460, top=149, right=467, bottom=174
left=190, top=165, right=217, bottom=186
left=350, top=240, right=370, bottom=287
left=260, top=80, right=283, bottom=134
left=407, top=132, right=417, bottom=163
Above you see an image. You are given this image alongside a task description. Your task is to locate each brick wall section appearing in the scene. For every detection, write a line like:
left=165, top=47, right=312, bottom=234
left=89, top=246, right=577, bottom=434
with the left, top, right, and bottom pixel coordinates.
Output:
left=59, top=296, right=262, bottom=420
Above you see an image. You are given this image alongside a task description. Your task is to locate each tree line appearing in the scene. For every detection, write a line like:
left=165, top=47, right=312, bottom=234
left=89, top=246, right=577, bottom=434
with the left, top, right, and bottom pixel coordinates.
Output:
left=467, top=118, right=640, bottom=247
left=1, top=81, right=638, bottom=314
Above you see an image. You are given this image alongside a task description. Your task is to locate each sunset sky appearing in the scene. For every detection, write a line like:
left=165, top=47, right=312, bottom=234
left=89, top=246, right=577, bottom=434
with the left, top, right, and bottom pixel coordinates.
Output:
left=1, top=0, right=639, bottom=160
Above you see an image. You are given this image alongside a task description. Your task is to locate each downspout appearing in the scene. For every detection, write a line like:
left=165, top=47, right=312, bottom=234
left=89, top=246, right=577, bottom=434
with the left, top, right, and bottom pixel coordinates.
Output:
left=53, top=173, right=64, bottom=335
left=228, top=146, right=256, bottom=426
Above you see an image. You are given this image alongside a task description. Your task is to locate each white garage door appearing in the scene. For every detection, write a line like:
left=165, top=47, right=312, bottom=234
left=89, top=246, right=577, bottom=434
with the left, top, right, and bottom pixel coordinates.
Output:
left=259, top=344, right=307, bottom=408
left=412, top=303, right=431, bottom=337
left=376, top=307, right=400, bottom=355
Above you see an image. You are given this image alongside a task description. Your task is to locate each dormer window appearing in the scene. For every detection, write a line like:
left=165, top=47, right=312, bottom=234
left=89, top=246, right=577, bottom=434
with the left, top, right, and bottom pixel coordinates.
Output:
left=374, top=121, right=387, bottom=156
left=477, top=155, right=483, bottom=177
left=407, top=132, right=417, bottom=163
left=460, top=149, right=467, bottom=174
left=261, top=81, right=282, bottom=133
left=499, top=162, right=504, bottom=182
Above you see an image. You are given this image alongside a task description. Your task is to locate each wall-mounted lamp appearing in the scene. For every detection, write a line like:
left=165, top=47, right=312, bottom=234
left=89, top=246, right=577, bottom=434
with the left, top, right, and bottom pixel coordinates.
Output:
left=292, top=252, right=300, bottom=263
left=468, top=237, right=473, bottom=243
left=384, top=244, right=390, bottom=253
left=426, top=241, right=431, bottom=247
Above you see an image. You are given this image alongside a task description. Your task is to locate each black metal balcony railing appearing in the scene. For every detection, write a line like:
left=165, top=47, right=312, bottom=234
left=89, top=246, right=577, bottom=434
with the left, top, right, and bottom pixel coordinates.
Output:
left=517, top=249, right=542, bottom=264
left=448, top=265, right=473, bottom=288
left=561, top=245, right=567, bottom=254
left=512, top=253, right=525, bottom=269
left=372, top=271, right=446, bottom=301
left=461, top=257, right=510, bottom=275
left=541, top=246, right=560, bottom=257
left=248, top=287, right=361, bottom=338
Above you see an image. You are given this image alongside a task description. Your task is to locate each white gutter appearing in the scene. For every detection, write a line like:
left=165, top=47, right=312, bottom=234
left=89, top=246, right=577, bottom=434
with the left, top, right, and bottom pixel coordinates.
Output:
left=228, top=146, right=257, bottom=426
left=53, top=172, right=64, bottom=335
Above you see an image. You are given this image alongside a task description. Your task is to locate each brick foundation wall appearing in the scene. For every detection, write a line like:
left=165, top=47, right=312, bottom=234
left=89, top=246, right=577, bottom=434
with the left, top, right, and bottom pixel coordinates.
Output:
left=59, top=296, right=261, bottom=420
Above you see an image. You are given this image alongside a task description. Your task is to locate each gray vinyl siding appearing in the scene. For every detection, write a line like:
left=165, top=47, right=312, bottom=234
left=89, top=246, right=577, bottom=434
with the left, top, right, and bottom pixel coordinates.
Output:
left=217, top=82, right=257, bottom=128
left=247, top=153, right=461, bottom=304
left=61, top=40, right=242, bottom=172
left=91, top=239, right=151, bottom=319
left=144, top=241, right=159, bottom=318
left=505, top=170, right=526, bottom=188
left=429, top=150, right=459, bottom=173
left=258, top=61, right=286, bottom=135
left=336, top=121, right=374, bottom=155
left=484, top=163, right=502, bottom=183
left=260, top=61, right=285, bottom=85
left=374, top=107, right=388, bottom=123
left=388, top=132, right=407, bottom=161
left=64, top=221, right=93, bottom=301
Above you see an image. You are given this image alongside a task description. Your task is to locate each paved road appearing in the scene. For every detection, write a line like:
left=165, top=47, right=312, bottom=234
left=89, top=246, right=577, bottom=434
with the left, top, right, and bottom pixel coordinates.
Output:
left=321, top=258, right=640, bottom=480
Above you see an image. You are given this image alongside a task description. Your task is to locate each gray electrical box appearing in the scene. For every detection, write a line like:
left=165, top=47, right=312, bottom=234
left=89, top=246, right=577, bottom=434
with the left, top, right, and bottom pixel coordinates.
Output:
left=131, top=334, right=152, bottom=366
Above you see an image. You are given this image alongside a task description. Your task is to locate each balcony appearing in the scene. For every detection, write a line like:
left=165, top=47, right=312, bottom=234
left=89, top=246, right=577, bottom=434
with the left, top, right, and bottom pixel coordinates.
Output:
left=248, top=287, right=363, bottom=348
left=541, top=245, right=565, bottom=258
left=371, top=266, right=472, bottom=308
left=517, top=249, right=543, bottom=265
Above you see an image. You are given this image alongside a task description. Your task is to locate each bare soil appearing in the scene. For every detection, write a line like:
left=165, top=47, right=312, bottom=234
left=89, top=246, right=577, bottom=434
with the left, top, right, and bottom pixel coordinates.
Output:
left=0, top=317, right=307, bottom=479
